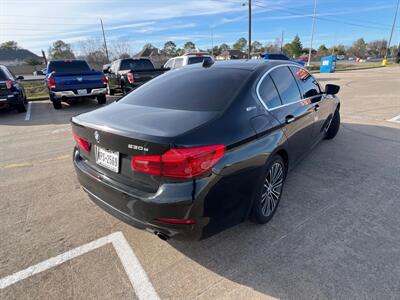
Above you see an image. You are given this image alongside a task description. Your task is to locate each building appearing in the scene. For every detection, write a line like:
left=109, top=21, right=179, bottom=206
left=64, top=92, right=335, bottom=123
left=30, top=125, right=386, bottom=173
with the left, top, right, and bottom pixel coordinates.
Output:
left=0, top=48, right=42, bottom=66
left=216, top=50, right=249, bottom=60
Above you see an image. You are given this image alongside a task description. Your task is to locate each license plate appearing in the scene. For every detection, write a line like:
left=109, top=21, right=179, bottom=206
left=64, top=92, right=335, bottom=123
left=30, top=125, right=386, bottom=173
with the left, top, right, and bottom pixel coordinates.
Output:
left=77, top=89, right=87, bottom=95
left=95, top=146, right=119, bottom=173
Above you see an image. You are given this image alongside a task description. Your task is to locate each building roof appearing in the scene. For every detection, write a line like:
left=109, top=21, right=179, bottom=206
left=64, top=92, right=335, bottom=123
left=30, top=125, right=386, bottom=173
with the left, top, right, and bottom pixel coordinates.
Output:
left=134, top=47, right=166, bottom=58
left=0, top=48, right=41, bottom=61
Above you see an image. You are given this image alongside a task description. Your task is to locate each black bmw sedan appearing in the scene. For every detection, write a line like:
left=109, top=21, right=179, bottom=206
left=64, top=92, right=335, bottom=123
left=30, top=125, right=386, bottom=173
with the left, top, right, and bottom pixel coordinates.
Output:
left=72, top=60, right=340, bottom=240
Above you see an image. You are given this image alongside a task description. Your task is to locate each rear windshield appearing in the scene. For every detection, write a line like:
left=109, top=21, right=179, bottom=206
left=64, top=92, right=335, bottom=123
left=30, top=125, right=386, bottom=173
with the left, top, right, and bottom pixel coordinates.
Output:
left=187, top=56, right=208, bottom=65
left=268, top=54, right=289, bottom=60
left=0, top=69, right=9, bottom=81
left=120, top=67, right=250, bottom=111
left=48, top=61, right=91, bottom=74
left=120, top=59, right=154, bottom=71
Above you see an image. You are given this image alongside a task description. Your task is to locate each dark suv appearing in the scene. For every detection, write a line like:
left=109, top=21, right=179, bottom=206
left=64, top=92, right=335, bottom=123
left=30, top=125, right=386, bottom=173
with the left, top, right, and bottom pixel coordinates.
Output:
left=0, top=65, right=27, bottom=112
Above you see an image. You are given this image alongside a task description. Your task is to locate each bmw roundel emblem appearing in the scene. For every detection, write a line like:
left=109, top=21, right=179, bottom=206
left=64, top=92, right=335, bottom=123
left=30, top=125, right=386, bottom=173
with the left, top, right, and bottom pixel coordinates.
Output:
left=94, top=131, right=100, bottom=143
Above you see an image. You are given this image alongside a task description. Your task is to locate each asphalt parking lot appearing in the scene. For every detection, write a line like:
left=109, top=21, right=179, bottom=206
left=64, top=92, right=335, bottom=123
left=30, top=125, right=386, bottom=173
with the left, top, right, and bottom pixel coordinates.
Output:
left=0, top=67, right=399, bottom=299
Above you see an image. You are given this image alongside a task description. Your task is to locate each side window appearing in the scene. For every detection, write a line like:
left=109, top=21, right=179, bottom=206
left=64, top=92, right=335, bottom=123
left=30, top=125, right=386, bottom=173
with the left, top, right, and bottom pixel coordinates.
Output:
left=258, top=74, right=282, bottom=109
left=269, top=66, right=301, bottom=105
left=289, top=66, right=321, bottom=98
left=174, top=58, right=184, bottom=68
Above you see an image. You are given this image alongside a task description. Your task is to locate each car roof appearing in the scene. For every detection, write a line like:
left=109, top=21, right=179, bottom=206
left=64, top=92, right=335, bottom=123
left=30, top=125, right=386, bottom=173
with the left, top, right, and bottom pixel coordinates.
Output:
left=189, top=59, right=299, bottom=71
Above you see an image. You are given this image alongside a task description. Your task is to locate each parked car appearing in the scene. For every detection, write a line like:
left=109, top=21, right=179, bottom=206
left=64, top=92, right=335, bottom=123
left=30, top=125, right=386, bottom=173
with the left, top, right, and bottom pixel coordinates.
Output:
left=71, top=60, right=340, bottom=241
left=33, top=68, right=47, bottom=76
left=163, top=52, right=214, bottom=70
left=0, top=65, right=27, bottom=112
left=104, top=58, right=167, bottom=95
left=45, top=60, right=107, bottom=110
left=262, top=52, right=305, bottom=66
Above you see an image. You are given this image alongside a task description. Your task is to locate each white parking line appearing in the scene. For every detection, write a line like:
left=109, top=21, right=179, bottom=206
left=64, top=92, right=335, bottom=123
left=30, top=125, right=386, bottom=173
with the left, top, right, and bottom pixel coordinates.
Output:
left=388, top=115, right=400, bottom=123
left=0, top=232, right=159, bottom=300
left=24, top=102, right=32, bottom=121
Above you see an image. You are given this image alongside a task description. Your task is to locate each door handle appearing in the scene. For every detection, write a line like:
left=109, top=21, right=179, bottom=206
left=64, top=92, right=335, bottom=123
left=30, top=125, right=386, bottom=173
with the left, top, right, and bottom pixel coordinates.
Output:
left=314, top=104, right=320, bottom=111
left=285, top=115, right=295, bottom=124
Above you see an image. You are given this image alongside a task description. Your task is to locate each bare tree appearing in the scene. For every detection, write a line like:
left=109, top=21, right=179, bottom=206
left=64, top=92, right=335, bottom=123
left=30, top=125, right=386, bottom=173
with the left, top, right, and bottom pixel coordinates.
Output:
left=111, top=39, right=131, bottom=60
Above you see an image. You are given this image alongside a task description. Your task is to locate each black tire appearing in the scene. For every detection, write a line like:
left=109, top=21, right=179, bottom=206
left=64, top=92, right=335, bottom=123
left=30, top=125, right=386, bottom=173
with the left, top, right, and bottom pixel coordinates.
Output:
left=325, top=108, right=340, bottom=140
left=106, top=84, right=114, bottom=95
left=121, top=83, right=127, bottom=95
left=251, top=155, right=287, bottom=224
left=52, top=98, right=62, bottom=110
left=97, top=94, right=106, bottom=105
left=16, top=101, right=26, bottom=113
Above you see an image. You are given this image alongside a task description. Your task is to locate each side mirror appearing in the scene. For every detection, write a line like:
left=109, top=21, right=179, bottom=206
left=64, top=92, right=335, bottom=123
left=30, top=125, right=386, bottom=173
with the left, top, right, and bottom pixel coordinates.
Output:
left=325, top=84, right=340, bottom=95
left=36, top=71, right=44, bottom=76
left=103, top=67, right=110, bottom=74
left=17, top=75, right=24, bottom=80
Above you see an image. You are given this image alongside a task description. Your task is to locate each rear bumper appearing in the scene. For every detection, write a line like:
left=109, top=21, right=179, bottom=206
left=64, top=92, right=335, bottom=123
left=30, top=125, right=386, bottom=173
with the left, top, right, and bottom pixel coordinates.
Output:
left=0, top=93, right=22, bottom=106
left=73, top=148, right=204, bottom=240
left=50, top=88, right=106, bottom=99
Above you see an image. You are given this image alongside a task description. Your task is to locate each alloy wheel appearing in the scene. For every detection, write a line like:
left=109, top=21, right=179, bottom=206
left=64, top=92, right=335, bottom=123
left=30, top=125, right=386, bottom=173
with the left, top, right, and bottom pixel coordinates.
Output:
left=261, top=162, right=284, bottom=217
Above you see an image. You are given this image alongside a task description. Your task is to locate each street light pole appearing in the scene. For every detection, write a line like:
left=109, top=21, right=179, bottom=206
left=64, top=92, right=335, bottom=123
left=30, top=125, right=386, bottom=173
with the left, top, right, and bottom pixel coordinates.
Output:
left=307, top=0, right=317, bottom=66
left=387, top=0, right=400, bottom=58
left=248, top=0, right=252, bottom=58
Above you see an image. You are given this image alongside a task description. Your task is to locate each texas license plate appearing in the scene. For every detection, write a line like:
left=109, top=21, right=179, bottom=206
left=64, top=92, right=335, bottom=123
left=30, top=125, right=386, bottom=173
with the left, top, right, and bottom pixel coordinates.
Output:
left=77, top=89, right=87, bottom=95
left=95, top=146, right=119, bottom=173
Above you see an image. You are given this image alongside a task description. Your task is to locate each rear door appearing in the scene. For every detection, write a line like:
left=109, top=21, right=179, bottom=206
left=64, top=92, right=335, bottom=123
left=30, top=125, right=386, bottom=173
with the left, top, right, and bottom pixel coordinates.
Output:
left=289, top=66, right=332, bottom=142
left=258, top=66, right=316, bottom=164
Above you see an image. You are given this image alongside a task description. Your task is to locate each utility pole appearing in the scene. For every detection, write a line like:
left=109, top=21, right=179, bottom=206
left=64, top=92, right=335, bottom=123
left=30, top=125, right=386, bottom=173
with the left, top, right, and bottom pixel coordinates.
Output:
left=100, top=18, right=110, bottom=62
left=307, top=0, right=317, bottom=66
left=211, top=31, right=214, bottom=56
left=387, top=0, right=400, bottom=58
left=248, top=0, right=252, bottom=58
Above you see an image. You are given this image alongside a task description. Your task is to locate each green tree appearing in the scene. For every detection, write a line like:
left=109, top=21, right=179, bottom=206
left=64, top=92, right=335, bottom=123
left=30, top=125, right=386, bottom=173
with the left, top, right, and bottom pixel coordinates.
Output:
left=290, top=35, right=303, bottom=57
left=251, top=41, right=263, bottom=52
left=219, top=43, right=230, bottom=52
left=318, top=44, right=328, bottom=52
left=331, top=44, right=346, bottom=55
left=183, top=41, right=196, bottom=52
left=0, top=41, right=20, bottom=50
left=233, top=37, right=247, bottom=51
left=48, top=40, right=75, bottom=60
left=350, top=38, right=367, bottom=58
left=163, top=41, right=177, bottom=56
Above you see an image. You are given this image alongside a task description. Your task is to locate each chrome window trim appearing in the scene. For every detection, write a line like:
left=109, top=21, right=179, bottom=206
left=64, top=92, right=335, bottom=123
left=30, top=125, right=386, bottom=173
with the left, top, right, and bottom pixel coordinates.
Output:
left=256, top=63, right=318, bottom=112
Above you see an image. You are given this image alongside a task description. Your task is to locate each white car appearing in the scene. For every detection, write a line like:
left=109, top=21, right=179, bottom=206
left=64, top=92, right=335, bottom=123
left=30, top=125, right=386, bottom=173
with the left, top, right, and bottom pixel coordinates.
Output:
left=164, top=53, right=214, bottom=70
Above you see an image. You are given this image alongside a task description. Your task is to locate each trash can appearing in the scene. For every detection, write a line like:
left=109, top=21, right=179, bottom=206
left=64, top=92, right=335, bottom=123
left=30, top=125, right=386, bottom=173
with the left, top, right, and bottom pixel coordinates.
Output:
left=320, top=55, right=337, bottom=73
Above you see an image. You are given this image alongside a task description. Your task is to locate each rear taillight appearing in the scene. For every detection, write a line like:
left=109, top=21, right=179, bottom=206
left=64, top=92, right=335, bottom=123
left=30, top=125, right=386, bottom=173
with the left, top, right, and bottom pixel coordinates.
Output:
left=72, top=131, right=91, bottom=152
left=47, top=77, right=56, bottom=89
left=5, top=80, right=14, bottom=89
left=101, top=74, right=108, bottom=85
left=132, top=145, right=225, bottom=178
left=127, top=72, right=134, bottom=84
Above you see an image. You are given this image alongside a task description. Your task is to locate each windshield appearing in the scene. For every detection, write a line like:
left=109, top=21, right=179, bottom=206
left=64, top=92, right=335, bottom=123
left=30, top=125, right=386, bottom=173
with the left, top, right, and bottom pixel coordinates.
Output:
left=120, top=67, right=250, bottom=111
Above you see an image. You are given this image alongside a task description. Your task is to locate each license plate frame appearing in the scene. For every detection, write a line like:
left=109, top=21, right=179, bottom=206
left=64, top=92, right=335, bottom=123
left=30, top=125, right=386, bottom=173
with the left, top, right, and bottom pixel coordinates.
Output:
left=77, top=89, right=87, bottom=95
left=95, top=145, right=119, bottom=173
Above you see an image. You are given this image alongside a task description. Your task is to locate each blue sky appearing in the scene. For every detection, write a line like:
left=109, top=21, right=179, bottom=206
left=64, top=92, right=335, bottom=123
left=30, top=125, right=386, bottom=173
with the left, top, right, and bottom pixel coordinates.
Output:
left=0, top=0, right=399, bottom=55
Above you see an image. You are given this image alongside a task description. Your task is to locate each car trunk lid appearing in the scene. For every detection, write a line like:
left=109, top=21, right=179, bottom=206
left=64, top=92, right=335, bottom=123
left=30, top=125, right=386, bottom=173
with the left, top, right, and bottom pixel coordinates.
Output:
left=71, top=103, right=219, bottom=192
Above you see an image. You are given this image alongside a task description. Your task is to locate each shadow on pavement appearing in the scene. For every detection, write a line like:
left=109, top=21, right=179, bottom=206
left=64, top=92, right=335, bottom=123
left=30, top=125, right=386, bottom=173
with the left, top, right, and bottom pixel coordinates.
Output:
left=169, top=123, right=400, bottom=299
